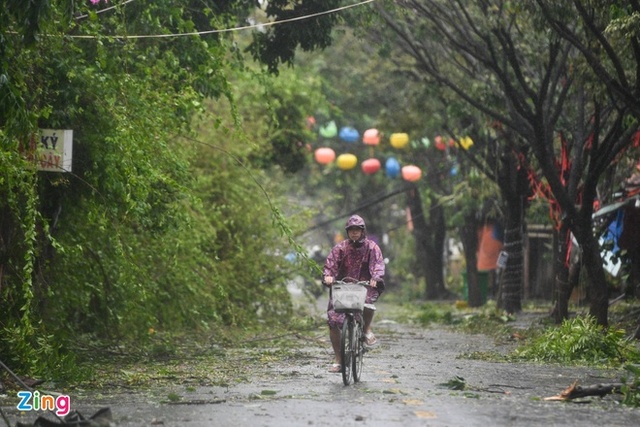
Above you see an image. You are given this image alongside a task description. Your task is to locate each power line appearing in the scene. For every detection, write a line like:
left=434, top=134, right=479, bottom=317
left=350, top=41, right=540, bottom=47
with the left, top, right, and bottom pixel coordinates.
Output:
left=302, top=183, right=412, bottom=234
left=67, top=0, right=376, bottom=39
left=75, top=0, right=137, bottom=20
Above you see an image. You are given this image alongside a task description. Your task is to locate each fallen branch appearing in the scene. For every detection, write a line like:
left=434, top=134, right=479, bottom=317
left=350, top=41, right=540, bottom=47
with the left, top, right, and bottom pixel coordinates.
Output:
left=544, top=380, right=625, bottom=401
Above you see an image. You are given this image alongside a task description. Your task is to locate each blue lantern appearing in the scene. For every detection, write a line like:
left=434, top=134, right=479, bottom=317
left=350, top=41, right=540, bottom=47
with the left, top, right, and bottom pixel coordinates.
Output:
left=385, top=157, right=401, bottom=178
left=339, top=126, right=360, bottom=143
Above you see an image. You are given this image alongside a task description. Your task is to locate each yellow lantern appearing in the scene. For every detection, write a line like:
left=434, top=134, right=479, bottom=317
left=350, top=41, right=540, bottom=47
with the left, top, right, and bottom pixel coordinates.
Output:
left=460, top=136, right=474, bottom=150
left=390, top=133, right=410, bottom=149
left=337, top=153, right=358, bottom=170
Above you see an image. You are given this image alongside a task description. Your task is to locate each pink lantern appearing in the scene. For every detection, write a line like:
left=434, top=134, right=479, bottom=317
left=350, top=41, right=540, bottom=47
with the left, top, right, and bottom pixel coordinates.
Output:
left=314, top=147, right=336, bottom=165
left=306, top=116, right=316, bottom=129
left=434, top=135, right=446, bottom=151
left=402, top=165, right=422, bottom=182
left=362, top=158, right=381, bottom=175
left=363, top=128, right=381, bottom=145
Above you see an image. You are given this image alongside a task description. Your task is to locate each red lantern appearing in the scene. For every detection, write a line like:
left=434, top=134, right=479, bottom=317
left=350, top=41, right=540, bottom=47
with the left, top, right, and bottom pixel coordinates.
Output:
left=402, top=165, right=422, bottom=182
left=314, top=147, right=335, bottom=165
left=363, top=128, right=381, bottom=145
left=362, top=158, right=381, bottom=175
left=435, top=135, right=446, bottom=151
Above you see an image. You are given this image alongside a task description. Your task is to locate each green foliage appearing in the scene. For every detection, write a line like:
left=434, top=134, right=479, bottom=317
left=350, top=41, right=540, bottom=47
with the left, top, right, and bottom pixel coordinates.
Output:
left=439, top=375, right=467, bottom=390
left=513, top=316, right=640, bottom=367
left=0, top=0, right=327, bottom=381
left=247, top=0, right=343, bottom=74
left=415, top=302, right=455, bottom=325
left=621, top=363, right=640, bottom=407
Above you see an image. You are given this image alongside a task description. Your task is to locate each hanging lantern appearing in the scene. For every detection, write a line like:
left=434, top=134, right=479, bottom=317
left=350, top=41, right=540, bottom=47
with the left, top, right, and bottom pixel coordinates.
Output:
left=337, top=153, right=358, bottom=170
left=435, top=135, right=446, bottom=151
left=319, top=121, right=338, bottom=138
left=361, top=158, right=381, bottom=175
left=339, top=126, right=360, bottom=143
left=460, top=136, right=474, bottom=150
left=306, top=116, right=316, bottom=129
left=420, top=137, right=431, bottom=148
left=314, top=147, right=335, bottom=165
left=448, top=138, right=456, bottom=147
left=385, top=157, right=401, bottom=178
left=362, top=128, right=381, bottom=145
left=402, top=165, right=422, bottom=182
left=390, top=133, right=410, bottom=149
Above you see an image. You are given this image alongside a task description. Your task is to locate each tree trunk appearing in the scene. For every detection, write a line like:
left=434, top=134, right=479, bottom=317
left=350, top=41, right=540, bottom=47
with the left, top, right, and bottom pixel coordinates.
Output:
left=499, top=215, right=523, bottom=314
left=496, top=146, right=526, bottom=314
left=552, top=224, right=572, bottom=323
left=577, top=226, right=609, bottom=327
left=460, top=212, right=482, bottom=307
left=406, top=185, right=448, bottom=299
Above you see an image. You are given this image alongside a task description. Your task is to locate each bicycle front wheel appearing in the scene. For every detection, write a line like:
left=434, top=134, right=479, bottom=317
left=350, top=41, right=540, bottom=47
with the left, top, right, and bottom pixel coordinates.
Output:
left=352, top=320, right=364, bottom=383
left=340, top=317, right=353, bottom=385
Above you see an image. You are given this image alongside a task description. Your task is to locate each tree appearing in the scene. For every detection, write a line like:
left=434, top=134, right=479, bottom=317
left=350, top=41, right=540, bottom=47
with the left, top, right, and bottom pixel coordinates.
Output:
left=372, top=0, right=640, bottom=324
left=0, top=0, right=338, bottom=377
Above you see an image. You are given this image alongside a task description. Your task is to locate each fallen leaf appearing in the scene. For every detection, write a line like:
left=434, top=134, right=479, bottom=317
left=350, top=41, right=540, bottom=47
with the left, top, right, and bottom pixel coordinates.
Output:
left=414, top=411, right=437, bottom=419
left=402, top=399, right=423, bottom=406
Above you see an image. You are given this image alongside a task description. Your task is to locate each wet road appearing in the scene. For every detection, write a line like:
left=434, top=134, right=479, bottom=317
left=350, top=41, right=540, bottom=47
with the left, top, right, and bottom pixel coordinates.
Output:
left=2, top=310, right=639, bottom=426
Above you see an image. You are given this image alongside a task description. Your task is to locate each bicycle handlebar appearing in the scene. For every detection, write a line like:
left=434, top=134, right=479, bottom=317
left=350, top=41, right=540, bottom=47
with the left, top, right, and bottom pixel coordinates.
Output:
left=332, top=280, right=372, bottom=287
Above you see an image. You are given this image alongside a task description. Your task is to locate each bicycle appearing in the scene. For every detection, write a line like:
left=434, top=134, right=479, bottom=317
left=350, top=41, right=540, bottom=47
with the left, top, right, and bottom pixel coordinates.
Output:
left=330, top=279, right=371, bottom=385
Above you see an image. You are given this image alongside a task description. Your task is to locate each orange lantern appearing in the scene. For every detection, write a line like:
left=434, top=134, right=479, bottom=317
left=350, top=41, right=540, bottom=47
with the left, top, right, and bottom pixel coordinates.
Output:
left=363, top=128, right=381, bottom=145
left=361, top=158, right=381, bottom=175
left=314, top=147, right=335, bottom=165
left=337, top=153, right=358, bottom=170
left=390, top=133, right=410, bottom=149
left=401, top=165, right=422, bottom=182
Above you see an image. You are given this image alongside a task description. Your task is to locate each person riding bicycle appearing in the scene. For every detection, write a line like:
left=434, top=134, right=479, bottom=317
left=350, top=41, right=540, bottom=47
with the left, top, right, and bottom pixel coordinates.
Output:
left=323, top=214, right=385, bottom=373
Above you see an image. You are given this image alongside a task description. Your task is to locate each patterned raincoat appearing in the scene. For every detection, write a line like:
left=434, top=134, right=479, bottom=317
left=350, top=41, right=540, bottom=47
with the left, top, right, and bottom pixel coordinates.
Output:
left=323, top=215, right=385, bottom=328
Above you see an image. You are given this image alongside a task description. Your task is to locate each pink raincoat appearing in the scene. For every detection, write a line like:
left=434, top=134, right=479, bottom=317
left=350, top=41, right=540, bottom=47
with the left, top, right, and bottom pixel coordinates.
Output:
left=323, top=215, right=385, bottom=328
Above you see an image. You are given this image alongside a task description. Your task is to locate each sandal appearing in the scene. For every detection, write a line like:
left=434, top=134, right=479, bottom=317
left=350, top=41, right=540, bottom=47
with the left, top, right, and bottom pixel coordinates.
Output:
left=364, top=332, right=378, bottom=346
left=328, top=363, right=341, bottom=373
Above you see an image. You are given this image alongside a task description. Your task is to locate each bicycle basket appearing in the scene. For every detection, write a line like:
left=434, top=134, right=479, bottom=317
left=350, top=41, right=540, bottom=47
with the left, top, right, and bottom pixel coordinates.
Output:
left=332, top=283, right=367, bottom=313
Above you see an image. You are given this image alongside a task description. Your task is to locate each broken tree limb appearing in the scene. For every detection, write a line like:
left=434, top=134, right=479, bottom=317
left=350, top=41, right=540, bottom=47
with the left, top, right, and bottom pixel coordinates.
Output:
left=544, top=380, right=626, bottom=401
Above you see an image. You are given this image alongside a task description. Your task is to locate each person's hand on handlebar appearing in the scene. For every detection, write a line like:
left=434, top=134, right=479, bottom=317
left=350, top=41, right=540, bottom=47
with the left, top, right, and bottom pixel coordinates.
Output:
left=369, top=279, right=377, bottom=288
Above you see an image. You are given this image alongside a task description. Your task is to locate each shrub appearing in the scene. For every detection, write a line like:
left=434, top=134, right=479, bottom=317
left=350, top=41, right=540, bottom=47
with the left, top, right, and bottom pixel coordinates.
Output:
left=513, top=315, right=640, bottom=366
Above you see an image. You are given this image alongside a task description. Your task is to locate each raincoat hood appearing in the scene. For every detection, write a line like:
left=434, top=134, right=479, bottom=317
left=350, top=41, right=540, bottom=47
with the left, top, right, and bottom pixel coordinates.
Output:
left=345, top=215, right=366, bottom=244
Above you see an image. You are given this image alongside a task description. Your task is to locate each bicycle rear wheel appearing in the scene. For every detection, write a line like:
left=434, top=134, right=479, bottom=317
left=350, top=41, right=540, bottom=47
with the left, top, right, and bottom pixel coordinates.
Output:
left=352, top=320, right=364, bottom=382
left=340, top=317, right=353, bottom=385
